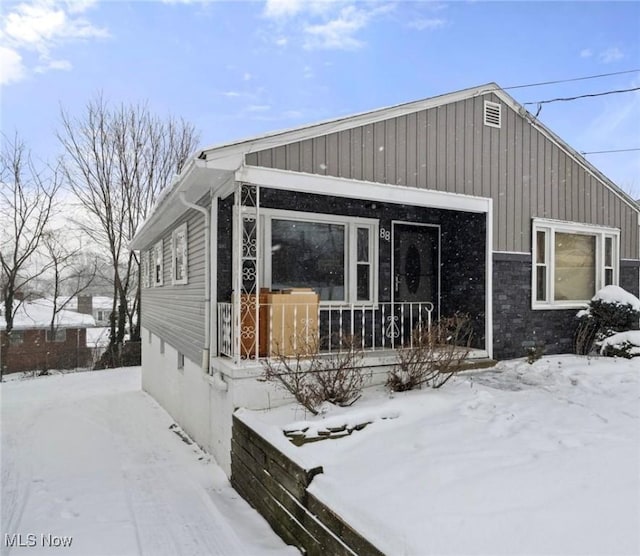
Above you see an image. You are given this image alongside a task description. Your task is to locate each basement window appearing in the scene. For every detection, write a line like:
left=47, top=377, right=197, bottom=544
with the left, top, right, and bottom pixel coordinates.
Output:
left=532, top=218, right=619, bottom=309
left=484, top=100, right=502, bottom=128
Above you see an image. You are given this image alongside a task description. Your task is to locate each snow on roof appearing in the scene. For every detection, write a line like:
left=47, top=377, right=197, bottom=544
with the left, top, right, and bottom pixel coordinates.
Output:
left=65, top=296, right=114, bottom=311
left=0, top=299, right=96, bottom=331
left=593, top=285, right=640, bottom=311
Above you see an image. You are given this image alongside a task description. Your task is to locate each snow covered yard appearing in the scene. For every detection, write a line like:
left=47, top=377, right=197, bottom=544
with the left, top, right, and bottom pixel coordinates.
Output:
left=0, top=368, right=297, bottom=556
left=247, top=355, right=640, bottom=556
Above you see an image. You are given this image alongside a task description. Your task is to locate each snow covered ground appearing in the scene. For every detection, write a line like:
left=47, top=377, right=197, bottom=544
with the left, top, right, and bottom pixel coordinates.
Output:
left=1, top=368, right=297, bottom=556
left=250, top=355, right=640, bottom=556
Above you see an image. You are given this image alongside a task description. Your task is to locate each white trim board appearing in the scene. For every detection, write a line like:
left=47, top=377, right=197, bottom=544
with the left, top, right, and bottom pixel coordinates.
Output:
left=235, top=166, right=492, bottom=214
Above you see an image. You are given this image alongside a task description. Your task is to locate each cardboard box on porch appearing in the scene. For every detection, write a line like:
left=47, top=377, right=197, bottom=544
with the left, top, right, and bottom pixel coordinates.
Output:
left=267, top=288, right=319, bottom=356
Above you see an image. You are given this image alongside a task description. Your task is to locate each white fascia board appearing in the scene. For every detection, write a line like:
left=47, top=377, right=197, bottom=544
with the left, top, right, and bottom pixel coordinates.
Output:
left=235, top=166, right=492, bottom=214
left=130, top=159, right=216, bottom=250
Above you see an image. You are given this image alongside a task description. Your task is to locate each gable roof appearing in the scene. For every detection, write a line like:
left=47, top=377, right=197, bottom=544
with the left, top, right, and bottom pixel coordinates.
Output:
left=132, top=82, right=639, bottom=249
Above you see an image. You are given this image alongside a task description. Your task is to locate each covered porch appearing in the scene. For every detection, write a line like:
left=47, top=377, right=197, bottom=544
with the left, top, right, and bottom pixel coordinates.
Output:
left=213, top=166, right=493, bottom=364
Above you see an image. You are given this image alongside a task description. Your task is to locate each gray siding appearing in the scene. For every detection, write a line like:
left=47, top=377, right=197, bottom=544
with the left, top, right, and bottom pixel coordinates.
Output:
left=245, top=93, right=639, bottom=259
left=141, top=198, right=209, bottom=365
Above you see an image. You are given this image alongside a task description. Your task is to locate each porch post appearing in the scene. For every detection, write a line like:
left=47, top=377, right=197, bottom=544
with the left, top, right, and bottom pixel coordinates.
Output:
left=233, top=182, right=260, bottom=363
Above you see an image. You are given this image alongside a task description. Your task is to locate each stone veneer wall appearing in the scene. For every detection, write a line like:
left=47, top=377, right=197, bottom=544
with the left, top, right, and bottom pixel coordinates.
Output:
left=492, top=253, right=640, bottom=360
left=231, top=414, right=385, bottom=556
left=493, top=253, right=575, bottom=360
left=620, top=260, right=640, bottom=299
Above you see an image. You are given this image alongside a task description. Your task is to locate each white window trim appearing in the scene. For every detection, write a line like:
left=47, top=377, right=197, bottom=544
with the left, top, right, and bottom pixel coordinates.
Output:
left=153, top=240, right=164, bottom=287
left=532, top=218, right=620, bottom=310
left=260, top=208, right=379, bottom=305
left=171, top=223, right=189, bottom=285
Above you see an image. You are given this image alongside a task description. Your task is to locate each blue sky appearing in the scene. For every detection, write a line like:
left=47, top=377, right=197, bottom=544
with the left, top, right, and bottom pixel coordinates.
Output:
left=2, top=0, right=639, bottom=196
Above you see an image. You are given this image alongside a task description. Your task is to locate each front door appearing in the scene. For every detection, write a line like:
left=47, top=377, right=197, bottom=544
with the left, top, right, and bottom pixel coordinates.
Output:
left=393, top=223, right=439, bottom=307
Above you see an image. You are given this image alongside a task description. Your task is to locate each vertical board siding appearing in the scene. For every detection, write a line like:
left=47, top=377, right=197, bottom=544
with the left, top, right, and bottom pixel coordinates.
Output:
left=141, top=198, right=209, bottom=365
left=246, top=95, right=639, bottom=258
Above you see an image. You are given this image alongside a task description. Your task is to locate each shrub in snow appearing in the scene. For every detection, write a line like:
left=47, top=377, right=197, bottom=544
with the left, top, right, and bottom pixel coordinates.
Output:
left=598, top=330, right=640, bottom=359
left=574, top=285, right=640, bottom=356
left=262, top=335, right=370, bottom=415
left=386, top=314, right=473, bottom=392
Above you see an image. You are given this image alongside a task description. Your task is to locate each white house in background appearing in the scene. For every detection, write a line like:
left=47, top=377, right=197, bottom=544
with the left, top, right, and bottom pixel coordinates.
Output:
left=67, top=295, right=113, bottom=326
left=130, top=83, right=640, bottom=475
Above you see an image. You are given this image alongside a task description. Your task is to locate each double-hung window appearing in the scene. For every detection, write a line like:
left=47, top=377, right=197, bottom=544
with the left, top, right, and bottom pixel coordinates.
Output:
left=46, top=329, right=66, bottom=342
left=263, top=210, right=378, bottom=304
left=532, top=218, right=619, bottom=309
left=172, top=223, right=188, bottom=285
left=153, top=240, right=164, bottom=287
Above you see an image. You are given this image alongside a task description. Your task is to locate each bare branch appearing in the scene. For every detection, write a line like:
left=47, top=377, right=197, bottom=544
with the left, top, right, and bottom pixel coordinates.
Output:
left=1, top=132, right=60, bottom=334
left=57, top=94, right=199, bottom=349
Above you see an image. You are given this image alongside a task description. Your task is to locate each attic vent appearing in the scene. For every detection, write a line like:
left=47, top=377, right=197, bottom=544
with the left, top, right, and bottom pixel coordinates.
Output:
left=484, top=100, right=502, bottom=128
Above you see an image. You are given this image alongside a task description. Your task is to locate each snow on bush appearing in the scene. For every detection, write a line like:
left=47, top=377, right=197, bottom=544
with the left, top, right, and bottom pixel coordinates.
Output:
left=575, top=285, right=640, bottom=356
left=598, top=330, right=640, bottom=359
left=593, top=285, right=640, bottom=311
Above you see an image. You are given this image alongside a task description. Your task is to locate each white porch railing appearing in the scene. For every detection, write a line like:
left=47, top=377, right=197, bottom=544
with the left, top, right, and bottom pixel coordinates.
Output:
left=217, top=301, right=435, bottom=362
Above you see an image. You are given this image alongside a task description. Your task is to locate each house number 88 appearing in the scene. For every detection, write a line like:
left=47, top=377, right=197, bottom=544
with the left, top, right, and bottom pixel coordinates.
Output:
left=380, top=228, right=391, bottom=241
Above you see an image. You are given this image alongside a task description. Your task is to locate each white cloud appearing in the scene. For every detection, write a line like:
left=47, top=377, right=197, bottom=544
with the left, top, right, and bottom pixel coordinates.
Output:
left=263, top=0, right=334, bottom=20
left=599, top=47, right=623, bottom=64
left=0, top=46, right=27, bottom=85
left=579, top=48, right=592, bottom=58
left=35, top=58, right=72, bottom=73
left=282, top=109, right=303, bottom=119
left=243, top=72, right=252, bottom=81
left=304, top=4, right=393, bottom=50
left=263, top=0, right=305, bottom=19
left=0, top=0, right=108, bottom=84
left=262, top=1, right=395, bottom=51
left=246, top=104, right=271, bottom=112
left=408, top=18, right=445, bottom=31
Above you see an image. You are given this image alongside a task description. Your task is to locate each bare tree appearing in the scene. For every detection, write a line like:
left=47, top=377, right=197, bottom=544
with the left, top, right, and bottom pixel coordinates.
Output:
left=42, top=232, right=97, bottom=338
left=57, top=94, right=199, bottom=363
left=0, top=133, right=60, bottom=333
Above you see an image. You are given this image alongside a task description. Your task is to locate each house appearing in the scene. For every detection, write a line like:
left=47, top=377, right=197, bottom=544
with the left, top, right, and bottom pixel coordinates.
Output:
left=0, top=299, right=96, bottom=374
left=130, top=83, right=640, bottom=475
left=71, top=295, right=114, bottom=326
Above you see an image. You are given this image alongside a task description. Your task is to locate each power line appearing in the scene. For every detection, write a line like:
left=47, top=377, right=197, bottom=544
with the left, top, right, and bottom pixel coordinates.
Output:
left=524, top=86, right=640, bottom=106
left=503, top=69, right=640, bottom=91
left=581, top=148, right=640, bottom=155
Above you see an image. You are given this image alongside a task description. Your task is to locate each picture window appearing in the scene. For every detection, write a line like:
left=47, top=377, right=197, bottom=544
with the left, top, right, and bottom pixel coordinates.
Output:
left=532, top=219, right=619, bottom=309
